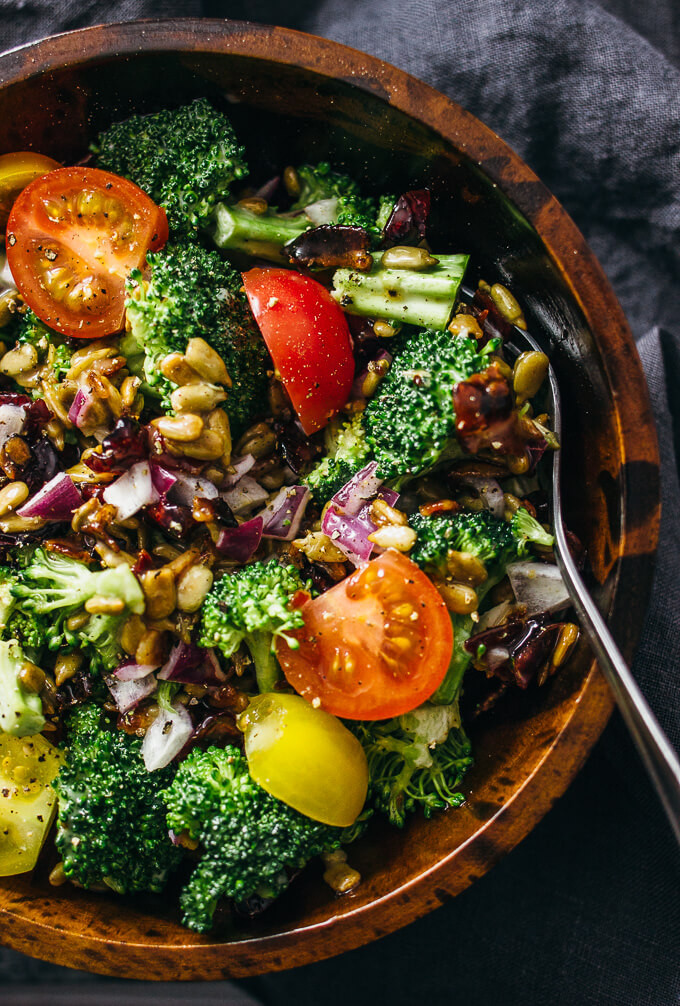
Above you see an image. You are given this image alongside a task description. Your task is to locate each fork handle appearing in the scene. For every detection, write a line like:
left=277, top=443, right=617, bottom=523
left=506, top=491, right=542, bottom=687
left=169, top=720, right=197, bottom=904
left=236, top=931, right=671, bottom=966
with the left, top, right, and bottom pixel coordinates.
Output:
left=554, top=523, right=680, bottom=844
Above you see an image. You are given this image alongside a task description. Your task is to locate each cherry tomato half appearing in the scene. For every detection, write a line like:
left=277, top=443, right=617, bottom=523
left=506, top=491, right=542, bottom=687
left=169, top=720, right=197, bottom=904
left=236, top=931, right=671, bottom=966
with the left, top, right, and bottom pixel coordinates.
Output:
left=6, top=167, right=168, bottom=339
left=0, top=151, right=61, bottom=230
left=242, top=267, right=355, bottom=435
left=238, top=692, right=368, bottom=827
left=276, top=550, right=454, bottom=720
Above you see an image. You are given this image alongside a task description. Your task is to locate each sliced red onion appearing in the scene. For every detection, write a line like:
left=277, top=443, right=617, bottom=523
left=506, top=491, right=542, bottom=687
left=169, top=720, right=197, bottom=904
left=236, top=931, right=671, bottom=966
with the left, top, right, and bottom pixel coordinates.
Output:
left=169, top=471, right=219, bottom=507
left=477, top=600, right=514, bottom=633
left=17, top=472, right=81, bottom=521
left=322, top=504, right=376, bottom=566
left=106, top=672, right=157, bottom=713
left=460, top=475, right=505, bottom=519
left=254, top=175, right=281, bottom=202
left=114, top=660, right=160, bottom=681
left=222, top=475, right=269, bottom=514
left=103, top=460, right=160, bottom=520
left=158, top=642, right=227, bottom=686
left=304, top=197, right=339, bottom=225
left=260, top=485, right=310, bottom=540
left=0, top=403, right=26, bottom=448
left=506, top=561, right=570, bottom=614
left=223, top=454, right=256, bottom=488
left=67, top=385, right=112, bottom=442
left=376, top=486, right=400, bottom=507
left=149, top=462, right=178, bottom=495
left=216, top=515, right=264, bottom=562
left=142, top=701, right=193, bottom=771
left=331, top=461, right=383, bottom=516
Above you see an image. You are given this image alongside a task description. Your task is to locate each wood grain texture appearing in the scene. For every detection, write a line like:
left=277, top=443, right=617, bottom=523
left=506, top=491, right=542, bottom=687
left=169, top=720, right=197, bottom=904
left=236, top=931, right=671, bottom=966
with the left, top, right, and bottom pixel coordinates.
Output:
left=0, top=19, right=660, bottom=981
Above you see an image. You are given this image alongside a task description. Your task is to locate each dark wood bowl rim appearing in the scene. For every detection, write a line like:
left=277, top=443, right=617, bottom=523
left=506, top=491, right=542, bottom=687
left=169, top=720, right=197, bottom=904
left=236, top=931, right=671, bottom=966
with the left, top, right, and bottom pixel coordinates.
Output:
left=0, top=18, right=660, bottom=980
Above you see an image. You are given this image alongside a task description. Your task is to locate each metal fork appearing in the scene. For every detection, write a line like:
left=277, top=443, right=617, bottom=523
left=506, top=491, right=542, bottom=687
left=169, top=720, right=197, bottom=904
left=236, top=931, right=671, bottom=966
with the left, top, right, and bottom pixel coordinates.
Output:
left=490, top=303, right=680, bottom=843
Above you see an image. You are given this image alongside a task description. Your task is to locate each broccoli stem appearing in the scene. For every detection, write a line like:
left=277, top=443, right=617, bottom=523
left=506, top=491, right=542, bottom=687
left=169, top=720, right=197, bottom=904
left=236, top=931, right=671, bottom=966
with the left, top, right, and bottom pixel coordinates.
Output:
left=332, top=252, right=469, bottom=329
left=249, top=633, right=282, bottom=694
left=430, top=615, right=474, bottom=705
left=212, top=203, right=308, bottom=261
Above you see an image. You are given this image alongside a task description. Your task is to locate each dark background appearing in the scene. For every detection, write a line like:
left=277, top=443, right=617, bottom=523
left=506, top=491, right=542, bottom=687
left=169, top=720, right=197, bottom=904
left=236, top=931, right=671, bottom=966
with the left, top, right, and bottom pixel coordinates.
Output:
left=0, top=2, right=678, bottom=1004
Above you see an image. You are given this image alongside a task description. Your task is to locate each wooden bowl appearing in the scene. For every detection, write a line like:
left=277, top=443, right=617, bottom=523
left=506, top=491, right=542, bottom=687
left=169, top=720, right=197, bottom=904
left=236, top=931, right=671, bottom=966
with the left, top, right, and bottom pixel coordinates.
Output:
left=0, top=19, right=660, bottom=980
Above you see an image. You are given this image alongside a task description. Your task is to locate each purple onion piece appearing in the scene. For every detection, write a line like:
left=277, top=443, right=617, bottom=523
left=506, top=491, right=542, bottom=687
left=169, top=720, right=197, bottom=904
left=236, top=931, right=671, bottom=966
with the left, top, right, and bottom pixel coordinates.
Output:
left=331, top=461, right=383, bottom=516
left=17, top=472, right=81, bottom=521
left=106, top=672, right=157, bottom=713
left=222, top=476, right=269, bottom=514
left=114, top=660, right=161, bottom=681
left=254, top=175, right=281, bottom=202
left=382, top=189, right=431, bottom=247
left=216, top=516, right=264, bottom=563
left=321, top=504, right=376, bottom=566
left=260, top=485, right=310, bottom=540
left=158, top=642, right=227, bottom=686
left=103, top=461, right=160, bottom=520
left=149, top=462, right=178, bottom=495
left=142, top=701, right=194, bottom=771
left=459, top=475, right=505, bottom=519
left=376, top=486, right=400, bottom=507
left=223, top=454, right=256, bottom=488
left=169, top=471, right=219, bottom=508
left=0, top=402, right=27, bottom=447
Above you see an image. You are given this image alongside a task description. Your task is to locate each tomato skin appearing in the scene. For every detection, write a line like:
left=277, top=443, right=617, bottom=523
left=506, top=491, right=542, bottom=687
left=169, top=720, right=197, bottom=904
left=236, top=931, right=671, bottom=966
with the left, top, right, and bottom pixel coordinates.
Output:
left=6, top=167, right=168, bottom=339
left=238, top=692, right=368, bottom=827
left=276, top=550, right=454, bottom=720
left=242, top=267, right=355, bottom=435
left=0, top=151, right=61, bottom=229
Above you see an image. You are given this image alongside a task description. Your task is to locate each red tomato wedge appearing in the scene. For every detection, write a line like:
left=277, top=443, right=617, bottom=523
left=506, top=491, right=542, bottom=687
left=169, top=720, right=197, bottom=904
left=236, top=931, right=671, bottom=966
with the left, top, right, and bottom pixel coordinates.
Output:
left=276, top=550, right=454, bottom=720
left=242, top=267, right=355, bottom=435
left=6, top=167, right=168, bottom=339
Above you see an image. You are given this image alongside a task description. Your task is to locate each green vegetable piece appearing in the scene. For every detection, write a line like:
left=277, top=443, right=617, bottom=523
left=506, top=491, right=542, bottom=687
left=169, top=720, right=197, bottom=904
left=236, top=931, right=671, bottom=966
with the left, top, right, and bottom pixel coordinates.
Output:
left=332, top=252, right=469, bottom=329
left=0, top=640, right=45, bottom=737
left=198, top=559, right=306, bottom=694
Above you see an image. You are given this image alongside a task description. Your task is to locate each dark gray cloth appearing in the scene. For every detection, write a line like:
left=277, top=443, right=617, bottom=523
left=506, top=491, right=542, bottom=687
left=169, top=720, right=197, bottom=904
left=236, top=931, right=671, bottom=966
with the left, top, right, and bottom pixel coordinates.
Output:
left=0, top=2, right=679, bottom=1004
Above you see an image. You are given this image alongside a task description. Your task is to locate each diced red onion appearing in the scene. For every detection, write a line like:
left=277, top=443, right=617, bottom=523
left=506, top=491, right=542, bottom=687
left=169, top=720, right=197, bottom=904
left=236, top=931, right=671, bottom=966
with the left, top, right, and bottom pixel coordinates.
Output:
left=223, top=454, right=256, bottom=488
left=106, top=672, right=157, bottom=713
left=477, top=600, right=514, bottom=632
left=460, top=475, right=505, bottom=519
left=169, top=471, right=219, bottom=507
left=506, top=561, right=570, bottom=614
left=142, top=701, right=193, bottom=771
left=114, top=660, right=160, bottom=681
left=254, top=175, right=281, bottom=202
left=17, top=472, right=81, bottom=521
left=216, top=515, right=264, bottom=562
left=486, top=646, right=512, bottom=672
left=222, top=475, right=269, bottom=514
left=322, top=504, right=376, bottom=566
left=304, top=197, right=339, bottom=225
left=67, top=385, right=112, bottom=442
left=149, top=462, right=178, bottom=495
left=103, top=461, right=160, bottom=520
left=376, top=486, right=400, bottom=507
left=67, top=387, right=90, bottom=427
left=261, top=485, right=310, bottom=540
left=0, top=403, right=26, bottom=448
left=331, top=461, right=383, bottom=516
left=158, top=642, right=227, bottom=686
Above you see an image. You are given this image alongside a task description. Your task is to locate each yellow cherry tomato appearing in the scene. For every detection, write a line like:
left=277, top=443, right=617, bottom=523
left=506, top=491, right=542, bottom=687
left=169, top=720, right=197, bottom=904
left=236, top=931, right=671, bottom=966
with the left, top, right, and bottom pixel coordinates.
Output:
left=238, top=692, right=368, bottom=828
left=0, top=151, right=61, bottom=229
left=0, top=732, right=63, bottom=877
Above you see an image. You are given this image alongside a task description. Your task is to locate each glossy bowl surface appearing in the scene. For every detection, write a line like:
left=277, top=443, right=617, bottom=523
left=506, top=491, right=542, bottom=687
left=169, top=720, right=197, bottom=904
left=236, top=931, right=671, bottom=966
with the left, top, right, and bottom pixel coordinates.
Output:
left=0, top=19, right=659, bottom=980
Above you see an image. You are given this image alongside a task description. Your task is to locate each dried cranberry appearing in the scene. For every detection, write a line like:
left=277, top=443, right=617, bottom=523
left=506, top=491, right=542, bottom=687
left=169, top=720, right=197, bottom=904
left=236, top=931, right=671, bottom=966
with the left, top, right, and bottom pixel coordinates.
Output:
left=382, top=189, right=430, bottom=247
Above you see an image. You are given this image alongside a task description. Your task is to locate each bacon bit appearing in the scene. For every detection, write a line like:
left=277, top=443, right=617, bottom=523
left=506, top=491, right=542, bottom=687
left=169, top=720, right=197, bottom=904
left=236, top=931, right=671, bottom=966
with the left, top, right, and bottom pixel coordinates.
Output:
left=419, top=499, right=461, bottom=518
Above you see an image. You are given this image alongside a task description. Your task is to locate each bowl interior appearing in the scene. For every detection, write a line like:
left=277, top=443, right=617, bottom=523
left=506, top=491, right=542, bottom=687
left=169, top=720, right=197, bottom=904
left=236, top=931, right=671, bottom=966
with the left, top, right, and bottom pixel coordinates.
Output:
left=0, top=23, right=659, bottom=979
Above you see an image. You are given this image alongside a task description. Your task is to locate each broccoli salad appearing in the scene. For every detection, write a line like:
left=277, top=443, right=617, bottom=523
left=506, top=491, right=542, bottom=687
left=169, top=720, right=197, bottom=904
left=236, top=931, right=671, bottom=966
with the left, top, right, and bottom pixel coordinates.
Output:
left=0, top=98, right=577, bottom=932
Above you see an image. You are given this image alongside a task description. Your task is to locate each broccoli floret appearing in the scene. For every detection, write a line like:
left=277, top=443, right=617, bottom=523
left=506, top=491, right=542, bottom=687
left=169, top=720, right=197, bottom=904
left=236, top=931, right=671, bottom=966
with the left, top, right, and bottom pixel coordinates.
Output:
left=93, top=98, right=248, bottom=238
left=1, top=566, right=47, bottom=658
left=11, top=549, right=144, bottom=672
left=303, top=412, right=372, bottom=505
left=0, top=639, right=45, bottom=736
left=121, top=241, right=268, bottom=435
left=353, top=703, right=472, bottom=827
left=54, top=704, right=182, bottom=893
left=363, top=330, right=498, bottom=483
left=511, top=506, right=555, bottom=549
left=198, top=559, right=306, bottom=693
left=332, top=251, right=469, bottom=329
left=163, top=744, right=341, bottom=932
